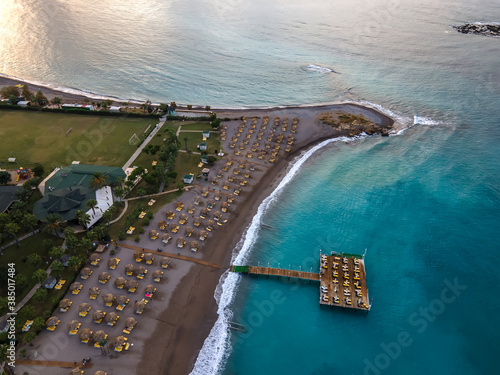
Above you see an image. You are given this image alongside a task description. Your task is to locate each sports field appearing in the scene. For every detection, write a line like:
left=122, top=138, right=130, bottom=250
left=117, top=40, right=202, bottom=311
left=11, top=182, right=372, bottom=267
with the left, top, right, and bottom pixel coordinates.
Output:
left=0, top=110, right=156, bottom=169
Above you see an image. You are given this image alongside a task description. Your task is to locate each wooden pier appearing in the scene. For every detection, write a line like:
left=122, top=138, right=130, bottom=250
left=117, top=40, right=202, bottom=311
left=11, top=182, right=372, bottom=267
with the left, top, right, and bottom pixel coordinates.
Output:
left=231, top=251, right=371, bottom=312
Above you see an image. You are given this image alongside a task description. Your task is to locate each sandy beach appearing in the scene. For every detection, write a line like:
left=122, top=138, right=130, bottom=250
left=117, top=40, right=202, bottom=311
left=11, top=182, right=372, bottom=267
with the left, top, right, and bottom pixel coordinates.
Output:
left=4, top=76, right=395, bottom=375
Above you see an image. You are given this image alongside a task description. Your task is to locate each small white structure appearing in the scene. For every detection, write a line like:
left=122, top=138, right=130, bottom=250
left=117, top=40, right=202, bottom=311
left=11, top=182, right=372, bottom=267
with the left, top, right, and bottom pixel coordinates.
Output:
left=17, top=101, right=30, bottom=107
left=109, top=106, right=121, bottom=112
left=85, top=186, right=113, bottom=228
left=202, top=131, right=210, bottom=138
left=183, top=174, right=194, bottom=184
left=198, top=142, right=207, bottom=151
left=62, top=103, right=94, bottom=111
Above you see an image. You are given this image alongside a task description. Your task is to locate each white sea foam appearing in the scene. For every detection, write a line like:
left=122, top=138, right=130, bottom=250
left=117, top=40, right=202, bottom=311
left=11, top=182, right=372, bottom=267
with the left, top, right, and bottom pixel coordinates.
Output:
left=190, top=134, right=368, bottom=375
left=305, top=64, right=333, bottom=73
left=413, top=115, right=444, bottom=126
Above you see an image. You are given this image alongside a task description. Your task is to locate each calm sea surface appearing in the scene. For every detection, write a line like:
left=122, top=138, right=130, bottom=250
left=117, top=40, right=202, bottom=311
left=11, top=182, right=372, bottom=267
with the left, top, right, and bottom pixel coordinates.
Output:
left=1, top=0, right=499, bottom=374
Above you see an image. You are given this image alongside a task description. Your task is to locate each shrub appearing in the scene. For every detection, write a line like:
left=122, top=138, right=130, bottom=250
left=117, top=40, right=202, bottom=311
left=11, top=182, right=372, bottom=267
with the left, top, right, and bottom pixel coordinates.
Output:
left=118, top=231, right=125, bottom=241
left=134, top=235, right=140, bottom=242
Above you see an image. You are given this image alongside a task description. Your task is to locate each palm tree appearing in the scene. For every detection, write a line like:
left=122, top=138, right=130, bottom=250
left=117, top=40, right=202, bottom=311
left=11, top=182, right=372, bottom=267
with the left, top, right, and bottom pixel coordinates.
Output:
left=50, top=260, right=64, bottom=278
left=32, top=269, right=48, bottom=284
left=42, top=213, right=65, bottom=237
left=21, top=213, right=38, bottom=236
left=86, top=199, right=98, bottom=215
left=68, top=255, right=83, bottom=270
left=5, top=221, right=20, bottom=247
left=89, top=172, right=109, bottom=190
left=75, top=210, right=91, bottom=228
left=51, top=97, right=62, bottom=108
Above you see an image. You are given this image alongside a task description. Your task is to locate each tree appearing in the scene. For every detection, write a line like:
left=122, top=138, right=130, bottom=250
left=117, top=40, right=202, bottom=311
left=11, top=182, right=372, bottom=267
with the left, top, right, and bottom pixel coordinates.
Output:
left=113, top=186, right=125, bottom=200
left=102, top=210, right=112, bottom=226
left=42, top=239, right=54, bottom=251
left=0, top=171, right=11, bottom=185
left=68, top=255, right=83, bottom=270
left=205, top=105, right=211, bottom=111
left=21, top=213, right=38, bottom=236
left=35, top=89, right=47, bottom=106
left=51, top=97, right=62, bottom=108
left=137, top=188, right=146, bottom=197
left=32, top=316, right=45, bottom=331
left=9, top=94, right=19, bottom=105
left=88, top=172, right=109, bottom=190
left=86, top=199, right=98, bottom=215
left=5, top=221, right=20, bottom=247
left=50, top=260, right=64, bottom=278
left=75, top=210, right=91, bottom=228
left=15, top=274, right=27, bottom=291
left=115, top=176, right=124, bottom=187
left=0, top=85, right=20, bottom=99
left=21, top=84, right=33, bottom=100
left=169, top=102, right=177, bottom=113
left=22, top=332, right=36, bottom=344
left=27, top=253, right=43, bottom=268
left=48, top=246, right=64, bottom=260
left=100, top=101, right=108, bottom=110
left=159, top=103, right=168, bottom=113
left=33, top=287, right=48, bottom=303
left=42, top=213, right=65, bottom=237
left=66, top=233, right=78, bottom=253
left=32, top=269, right=48, bottom=284
left=79, top=237, right=92, bottom=255
left=140, top=102, right=148, bottom=113
left=187, top=104, right=192, bottom=110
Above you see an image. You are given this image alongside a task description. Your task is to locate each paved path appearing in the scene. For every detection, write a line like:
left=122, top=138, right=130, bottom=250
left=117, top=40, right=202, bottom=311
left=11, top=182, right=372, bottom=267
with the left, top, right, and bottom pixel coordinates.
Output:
left=122, top=116, right=166, bottom=171
left=0, top=229, right=40, bottom=252
left=15, top=359, right=91, bottom=369
left=118, top=243, right=221, bottom=269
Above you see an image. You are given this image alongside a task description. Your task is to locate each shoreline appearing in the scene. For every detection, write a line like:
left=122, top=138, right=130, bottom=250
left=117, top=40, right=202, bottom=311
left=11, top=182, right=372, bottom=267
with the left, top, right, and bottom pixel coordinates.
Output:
left=3, top=74, right=397, bottom=375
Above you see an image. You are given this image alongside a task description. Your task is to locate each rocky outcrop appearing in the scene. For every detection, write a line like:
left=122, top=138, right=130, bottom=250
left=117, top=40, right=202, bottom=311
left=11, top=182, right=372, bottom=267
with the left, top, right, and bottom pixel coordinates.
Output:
left=453, top=23, right=500, bottom=37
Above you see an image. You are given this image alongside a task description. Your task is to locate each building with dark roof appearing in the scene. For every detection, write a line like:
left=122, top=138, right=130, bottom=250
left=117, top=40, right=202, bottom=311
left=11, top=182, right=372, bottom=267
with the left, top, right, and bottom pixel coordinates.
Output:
left=0, top=186, right=23, bottom=213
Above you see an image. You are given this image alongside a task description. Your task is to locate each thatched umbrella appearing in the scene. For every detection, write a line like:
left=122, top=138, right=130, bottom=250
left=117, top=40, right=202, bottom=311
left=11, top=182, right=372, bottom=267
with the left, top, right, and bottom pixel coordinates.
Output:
left=70, top=282, right=82, bottom=292
left=79, top=328, right=92, bottom=342
left=227, top=196, right=234, bottom=203
left=126, top=279, right=138, bottom=291
left=176, top=238, right=186, bottom=248
left=144, top=253, right=154, bottom=263
left=211, top=177, right=218, bottom=185
left=214, top=192, right=222, bottom=201
left=185, top=226, right=194, bottom=237
left=98, top=272, right=110, bottom=283
left=187, top=204, right=195, bottom=214
left=125, top=264, right=135, bottom=275
left=152, top=270, right=163, bottom=281
left=221, top=202, right=229, bottom=212
left=92, top=310, right=106, bottom=322
left=190, top=241, right=200, bottom=252
left=223, top=181, right=230, bottom=190
left=102, top=293, right=115, bottom=305
left=134, top=300, right=147, bottom=313
left=161, top=233, right=172, bottom=243
left=108, top=258, right=119, bottom=269
left=124, top=317, right=137, bottom=331
left=193, top=216, right=202, bottom=226
left=228, top=175, right=235, bottom=182
left=92, top=330, right=106, bottom=343
left=149, top=229, right=159, bottom=239
left=46, top=316, right=59, bottom=327
left=169, top=223, right=179, bottom=232
left=217, top=170, right=224, bottom=178
left=136, top=266, right=146, bottom=276
left=78, top=303, right=91, bottom=313
left=158, top=220, right=167, bottom=230
left=166, top=210, right=175, bottom=219
left=160, top=257, right=170, bottom=268
left=207, top=199, right=215, bottom=209
left=89, top=287, right=100, bottom=297
left=94, top=371, right=107, bottom=375
left=206, top=220, right=215, bottom=231
left=81, top=267, right=92, bottom=278
left=213, top=211, right=222, bottom=221
left=68, top=368, right=82, bottom=375
left=200, top=208, right=209, bottom=218
left=202, top=187, right=209, bottom=196
left=90, top=253, right=100, bottom=262
left=109, top=335, right=127, bottom=350
left=199, top=230, right=208, bottom=241
left=175, top=201, right=184, bottom=210
left=115, top=277, right=127, bottom=289
left=133, top=251, right=143, bottom=261
left=179, top=213, right=188, bottom=224
left=66, top=320, right=79, bottom=333
left=194, top=196, right=202, bottom=205
left=105, top=312, right=119, bottom=325
left=145, top=285, right=156, bottom=295
left=59, top=298, right=71, bottom=310
left=116, top=295, right=129, bottom=306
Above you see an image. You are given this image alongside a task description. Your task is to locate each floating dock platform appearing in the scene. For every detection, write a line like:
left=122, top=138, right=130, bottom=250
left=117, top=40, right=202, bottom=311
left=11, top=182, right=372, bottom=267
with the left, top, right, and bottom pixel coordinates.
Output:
left=230, top=251, right=371, bottom=312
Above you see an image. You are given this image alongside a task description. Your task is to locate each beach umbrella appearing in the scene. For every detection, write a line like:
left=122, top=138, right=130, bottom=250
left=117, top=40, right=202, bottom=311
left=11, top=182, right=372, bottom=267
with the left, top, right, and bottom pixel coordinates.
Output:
left=89, top=287, right=100, bottom=297
left=145, top=285, right=156, bottom=294
left=187, top=204, right=195, bottom=213
left=161, top=233, right=172, bottom=243
left=166, top=210, right=175, bottom=219
left=46, top=316, right=59, bottom=327
left=206, top=220, right=215, bottom=231
left=160, top=257, right=170, bottom=268
left=175, top=201, right=184, bottom=209
left=134, top=300, right=146, bottom=311
left=133, top=251, right=143, bottom=260
left=102, top=293, right=115, bottom=304
left=136, top=266, right=146, bottom=276
left=144, top=253, right=154, bottom=262
left=200, top=208, right=209, bottom=218
left=116, top=295, right=129, bottom=306
left=94, top=371, right=107, bottom=375
left=68, top=368, right=82, bottom=375
left=215, top=192, right=222, bottom=201
left=115, top=277, right=127, bottom=288
left=81, top=267, right=92, bottom=277
left=190, top=241, right=200, bottom=251
left=158, top=220, right=167, bottom=230
left=213, top=211, right=222, bottom=220
left=78, top=303, right=91, bottom=313
left=125, top=264, right=135, bottom=274
left=92, top=330, right=106, bottom=343
left=199, top=230, right=208, bottom=241
left=92, top=310, right=106, bottom=321
left=98, top=272, right=110, bottom=282
left=59, top=298, right=71, bottom=309
left=228, top=175, right=235, bottom=182
left=193, top=216, right=202, bottom=226
left=66, top=320, right=79, bottom=333
left=211, top=177, right=218, bottom=185
left=179, top=213, right=188, bottom=223
left=90, top=253, right=99, bottom=262
left=110, top=335, right=127, bottom=350
left=79, top=328, right=92, bottom=341
left=124, top=317, right=137, bottom=329
left=70, top=282, right=82, bottom=292
left=176, top=238, right=186, bottom=247
left=169, top=223, right=179, bottom=232
left=105, top=312, right=119, bottom=324
left=194, top=196, right=202, bottom=205
left=220, top=202, right=229, bottom=212
left=152, top=270, right=163, bottom=280
left=207, top=198, right=215, bottom=207
left=125, top=280, right=139, bottom=290
left=108, top=258, right=119, bottom=269
left=217, top=170, right=224, bottom=178
left=185, top=226, right=194, bottom=236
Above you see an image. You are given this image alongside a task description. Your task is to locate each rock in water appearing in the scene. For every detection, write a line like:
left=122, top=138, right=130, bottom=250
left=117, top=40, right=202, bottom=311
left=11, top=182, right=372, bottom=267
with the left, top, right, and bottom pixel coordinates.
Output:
left=453, top=23, right=500, bottom=37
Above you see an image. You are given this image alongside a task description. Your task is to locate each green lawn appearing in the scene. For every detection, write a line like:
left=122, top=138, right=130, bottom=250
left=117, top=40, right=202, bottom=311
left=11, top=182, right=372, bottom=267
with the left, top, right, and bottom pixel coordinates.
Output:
left=0, top=110, right=156, bottom=169
left=178, top=131, right=222, bottom=154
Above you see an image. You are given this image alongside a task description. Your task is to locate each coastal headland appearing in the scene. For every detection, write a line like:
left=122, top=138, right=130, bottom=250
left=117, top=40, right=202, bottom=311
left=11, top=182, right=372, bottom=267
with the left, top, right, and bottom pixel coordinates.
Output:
left=3, top=76, right=395, bottom=375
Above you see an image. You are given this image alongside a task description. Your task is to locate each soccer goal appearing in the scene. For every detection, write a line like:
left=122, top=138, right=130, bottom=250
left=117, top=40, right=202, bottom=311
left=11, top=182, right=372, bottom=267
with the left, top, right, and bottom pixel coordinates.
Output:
left=129, top=133, right=140, bottom=146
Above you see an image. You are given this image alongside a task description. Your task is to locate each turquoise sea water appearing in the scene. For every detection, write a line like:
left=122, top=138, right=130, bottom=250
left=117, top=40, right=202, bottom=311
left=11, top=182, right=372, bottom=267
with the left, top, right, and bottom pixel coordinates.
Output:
left=1, top=1, right=499, bottom=374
